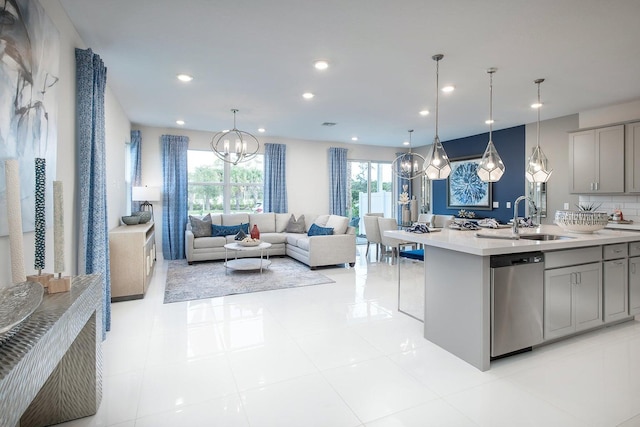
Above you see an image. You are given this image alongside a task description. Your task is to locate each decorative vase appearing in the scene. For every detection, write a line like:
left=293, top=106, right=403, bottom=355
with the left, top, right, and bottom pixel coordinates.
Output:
left=402, top=206, right=411, bottom=225
left=250, top=224, right=260, bottom=240
left=410, top=196, right=418, bottom=222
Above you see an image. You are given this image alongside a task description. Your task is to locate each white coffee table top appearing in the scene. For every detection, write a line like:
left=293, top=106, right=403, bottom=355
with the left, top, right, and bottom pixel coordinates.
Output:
left=224, top=242, right=272, bottom=251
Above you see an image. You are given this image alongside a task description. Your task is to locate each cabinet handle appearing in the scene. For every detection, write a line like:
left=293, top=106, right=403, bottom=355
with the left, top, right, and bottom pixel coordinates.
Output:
left=577, top=272, right=582, bottom=284
left=590, top=183, right=594, bottom=191
left=570, top=272, right=576, bottom=285
left=632, top=263, right=637, bottom=274
left=596, top=182, right=599, bottom=191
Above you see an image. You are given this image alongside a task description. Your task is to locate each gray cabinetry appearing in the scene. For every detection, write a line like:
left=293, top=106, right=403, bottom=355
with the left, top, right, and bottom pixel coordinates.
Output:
left=603, top=243, right=628, bottom=323
left=625, top=122, right=640, bottom=192
left=569, top=125, right=624, bottom=193
left=629, top=241, right=640, bottom=315
left=603, top=259, right=628, bottom=322
left=544, top=262, right=602, bottom=340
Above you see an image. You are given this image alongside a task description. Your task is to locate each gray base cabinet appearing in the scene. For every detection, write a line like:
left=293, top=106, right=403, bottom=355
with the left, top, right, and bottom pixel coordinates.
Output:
left=544, top=262, right=602, bottom=340
left=603, top=258, right=629, bottom=322
left=629, top=256, right=640, bottom=315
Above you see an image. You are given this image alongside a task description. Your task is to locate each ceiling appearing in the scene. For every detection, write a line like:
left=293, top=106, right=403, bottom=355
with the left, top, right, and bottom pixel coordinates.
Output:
left=58, top=0, right=640, bottom=148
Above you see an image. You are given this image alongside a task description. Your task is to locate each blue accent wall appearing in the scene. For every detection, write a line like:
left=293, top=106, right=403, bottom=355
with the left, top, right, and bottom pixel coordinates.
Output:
left=432, top=125, right=525, bottom=224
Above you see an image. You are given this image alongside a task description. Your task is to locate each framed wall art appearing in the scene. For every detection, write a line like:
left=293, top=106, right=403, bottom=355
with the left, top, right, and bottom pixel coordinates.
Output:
left=446, top=156, right=492, bottom=210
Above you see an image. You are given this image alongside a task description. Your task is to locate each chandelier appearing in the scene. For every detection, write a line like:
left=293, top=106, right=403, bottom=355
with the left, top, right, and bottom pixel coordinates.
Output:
left=477, top=67, right=505, bottom=182
left=210, top=109, right=260, bottom=165
left=423, top=54, right=451, bottom=180
left=392, top=130, right=425, bottom=180
left=525, top=78, right=553, bottom=182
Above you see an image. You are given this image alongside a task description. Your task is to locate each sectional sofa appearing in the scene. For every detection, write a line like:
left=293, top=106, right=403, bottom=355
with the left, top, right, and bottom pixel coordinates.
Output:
left=185, top=212, right=356, bottom=269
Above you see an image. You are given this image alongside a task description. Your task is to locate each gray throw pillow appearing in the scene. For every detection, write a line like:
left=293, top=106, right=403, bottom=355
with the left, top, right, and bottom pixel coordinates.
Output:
left=189, top=213, right=212, bottom=238
left=286, top=214, right=306, bottom=233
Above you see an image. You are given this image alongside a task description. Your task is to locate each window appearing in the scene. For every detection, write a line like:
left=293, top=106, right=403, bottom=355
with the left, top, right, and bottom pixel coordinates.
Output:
left=348, top=160, right=393, bottom=235
left=187, top=150, right=264, bottom=215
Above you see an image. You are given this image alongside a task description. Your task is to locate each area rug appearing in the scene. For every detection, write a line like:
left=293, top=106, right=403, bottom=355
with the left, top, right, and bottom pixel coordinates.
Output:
left=164, top=257, right=335, bottom=304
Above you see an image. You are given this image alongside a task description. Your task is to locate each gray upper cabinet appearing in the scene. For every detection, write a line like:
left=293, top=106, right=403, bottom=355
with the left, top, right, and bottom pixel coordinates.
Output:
left=569, top=125, right=624, bottom=194
left=625, top=122, right=640, bottom=192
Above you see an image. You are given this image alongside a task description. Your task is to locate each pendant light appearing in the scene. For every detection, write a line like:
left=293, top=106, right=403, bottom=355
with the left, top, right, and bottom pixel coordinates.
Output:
left=210, top=109, right=260, bottom=165
left=423, top=54, right=451, bottom=180
left=525, top=78, right=553, bottom=182
left=392, top=129, right=425, bottom=180
left=477, top=68, right=505, bottom=182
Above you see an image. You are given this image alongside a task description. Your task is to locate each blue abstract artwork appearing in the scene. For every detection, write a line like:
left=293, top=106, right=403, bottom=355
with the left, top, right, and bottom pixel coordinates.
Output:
left=447, top=157, right=491, bottom=209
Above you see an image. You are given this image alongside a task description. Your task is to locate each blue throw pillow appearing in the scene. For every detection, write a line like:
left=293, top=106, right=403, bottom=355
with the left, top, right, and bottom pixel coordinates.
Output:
left=212, top=222, right=249, bottom=237
left=307, top=223, right=334, bottom=236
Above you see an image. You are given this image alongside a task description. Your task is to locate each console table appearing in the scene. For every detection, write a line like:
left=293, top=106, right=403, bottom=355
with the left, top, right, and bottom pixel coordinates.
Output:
left=0, top=274, right=102, bottom=427
left=109, top=222, right=156, bottom=301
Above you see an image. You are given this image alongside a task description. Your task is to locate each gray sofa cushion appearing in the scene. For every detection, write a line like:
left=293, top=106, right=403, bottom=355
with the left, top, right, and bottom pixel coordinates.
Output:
left=189, top=213, right=212, bottom=238
left=286, top=214, right=306, bottom=233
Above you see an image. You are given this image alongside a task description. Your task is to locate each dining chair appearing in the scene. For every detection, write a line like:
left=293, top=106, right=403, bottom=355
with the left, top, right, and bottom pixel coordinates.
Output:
left=378, top=216, right=413, bottom=261
left=417, top=213, right=433, bottom=227
left=432, top=214, right=455, bottom=228
left=363, top=214, right=384, bottom=260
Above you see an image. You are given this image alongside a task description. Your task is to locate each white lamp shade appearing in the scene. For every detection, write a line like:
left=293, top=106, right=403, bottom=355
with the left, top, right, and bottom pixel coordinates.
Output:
left=132, top=186, right=161, bottom=202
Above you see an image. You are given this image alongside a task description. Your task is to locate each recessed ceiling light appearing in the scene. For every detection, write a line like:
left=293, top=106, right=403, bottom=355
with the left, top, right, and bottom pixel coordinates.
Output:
left=485, top=119, right=495, bottom=125
left=176, top=120, right=185, bottom=125
left=419, top=110, right=429, bottom=116
left=176, top=74, right=193, bottom=82
left=531, top=102, right=543, bottom=109
left=403, top=141, right=410, bottom=146
left=314, top=60, right=329, bottom=70
left=258, top=128, right=266, bottom=133
left=302, top=92, right=315, bottom=99
left=441, top=85, right=455, bottom=93
left=351, top=136, right=358, bottom=141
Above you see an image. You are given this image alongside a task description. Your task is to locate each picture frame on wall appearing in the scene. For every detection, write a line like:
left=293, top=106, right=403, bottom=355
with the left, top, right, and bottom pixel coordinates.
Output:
left=446, top=156, right=492, bottom=210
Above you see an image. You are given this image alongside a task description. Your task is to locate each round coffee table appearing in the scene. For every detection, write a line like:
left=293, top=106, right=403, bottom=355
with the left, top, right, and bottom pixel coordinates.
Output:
left=223, top=242, right=272, bottom=273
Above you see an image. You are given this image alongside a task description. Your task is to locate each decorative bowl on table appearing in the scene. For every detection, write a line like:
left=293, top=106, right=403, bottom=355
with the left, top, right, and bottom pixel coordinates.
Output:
left=238, top=238, right=261, bottom=247
left=0, top=281, right=45, bottom=346
left=554, top=210, right=609, bottom=233
left=121, top=215, right=140, bottom=225
left=132, top=211, right=152, bottom=224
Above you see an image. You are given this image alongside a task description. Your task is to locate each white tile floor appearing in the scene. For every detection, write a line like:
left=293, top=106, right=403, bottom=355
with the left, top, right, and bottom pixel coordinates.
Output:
left=59, top=247, right=640, bottom=427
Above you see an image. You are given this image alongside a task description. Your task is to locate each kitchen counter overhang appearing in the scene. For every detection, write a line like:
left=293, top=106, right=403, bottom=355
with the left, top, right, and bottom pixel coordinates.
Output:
left=385, top=225, right=640, bottom=256
left=385, top=225, right=640, bottom=371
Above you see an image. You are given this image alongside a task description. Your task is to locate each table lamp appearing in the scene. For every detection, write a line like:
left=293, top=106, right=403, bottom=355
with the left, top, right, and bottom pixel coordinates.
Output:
left=132, top=186, right=161, bottom=220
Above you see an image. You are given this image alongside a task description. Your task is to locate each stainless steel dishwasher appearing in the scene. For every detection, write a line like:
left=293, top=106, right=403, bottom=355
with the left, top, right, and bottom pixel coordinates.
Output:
left=491, top=252, right=544, bottom=358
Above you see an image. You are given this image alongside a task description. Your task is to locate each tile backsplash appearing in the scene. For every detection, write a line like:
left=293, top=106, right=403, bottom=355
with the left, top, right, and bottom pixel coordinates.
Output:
left=578, top=195, right=640, bottom=221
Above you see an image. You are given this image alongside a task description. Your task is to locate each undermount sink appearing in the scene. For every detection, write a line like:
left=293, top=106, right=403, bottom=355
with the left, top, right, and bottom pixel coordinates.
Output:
left=475, top=232, right=573, bottom=241
left=518, top=234, right=574, bottom=241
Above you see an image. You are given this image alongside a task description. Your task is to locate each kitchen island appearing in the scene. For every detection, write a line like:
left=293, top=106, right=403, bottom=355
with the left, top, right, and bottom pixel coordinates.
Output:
left=386, top=225, right=640, bottom=371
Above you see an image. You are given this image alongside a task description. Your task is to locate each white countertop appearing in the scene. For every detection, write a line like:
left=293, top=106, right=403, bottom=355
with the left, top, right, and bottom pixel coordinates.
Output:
left=606, top=221, right=640, bottom=231
left=385, top=224, right=640, bottom=256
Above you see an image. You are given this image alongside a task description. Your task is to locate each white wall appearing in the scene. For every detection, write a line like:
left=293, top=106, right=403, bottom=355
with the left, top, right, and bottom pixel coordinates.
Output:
left=579, top=99, right=640, bottom=128
left=525, top=114, right=580, bottom=224
left=133, top=125, right=399, bottom=254
left=0, top=0, right=130, bottom=284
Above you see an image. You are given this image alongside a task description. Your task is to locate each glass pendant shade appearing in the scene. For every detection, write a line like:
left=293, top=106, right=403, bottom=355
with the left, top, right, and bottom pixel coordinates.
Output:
left=525, top=78, right=552, bottom=183
left=477, top=139, right=505, bottom=182
left=423, top=53, right=451, bottom=180
left=477, top=68, right=505, bottom=182
left=424, top=136, right=451, bottom=180
left=526, top=145, right=553, bottom=182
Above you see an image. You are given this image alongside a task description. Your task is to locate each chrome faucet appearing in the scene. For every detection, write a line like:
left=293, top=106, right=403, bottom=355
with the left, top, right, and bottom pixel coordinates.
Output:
left=513, top=196, right=536, bottom=236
